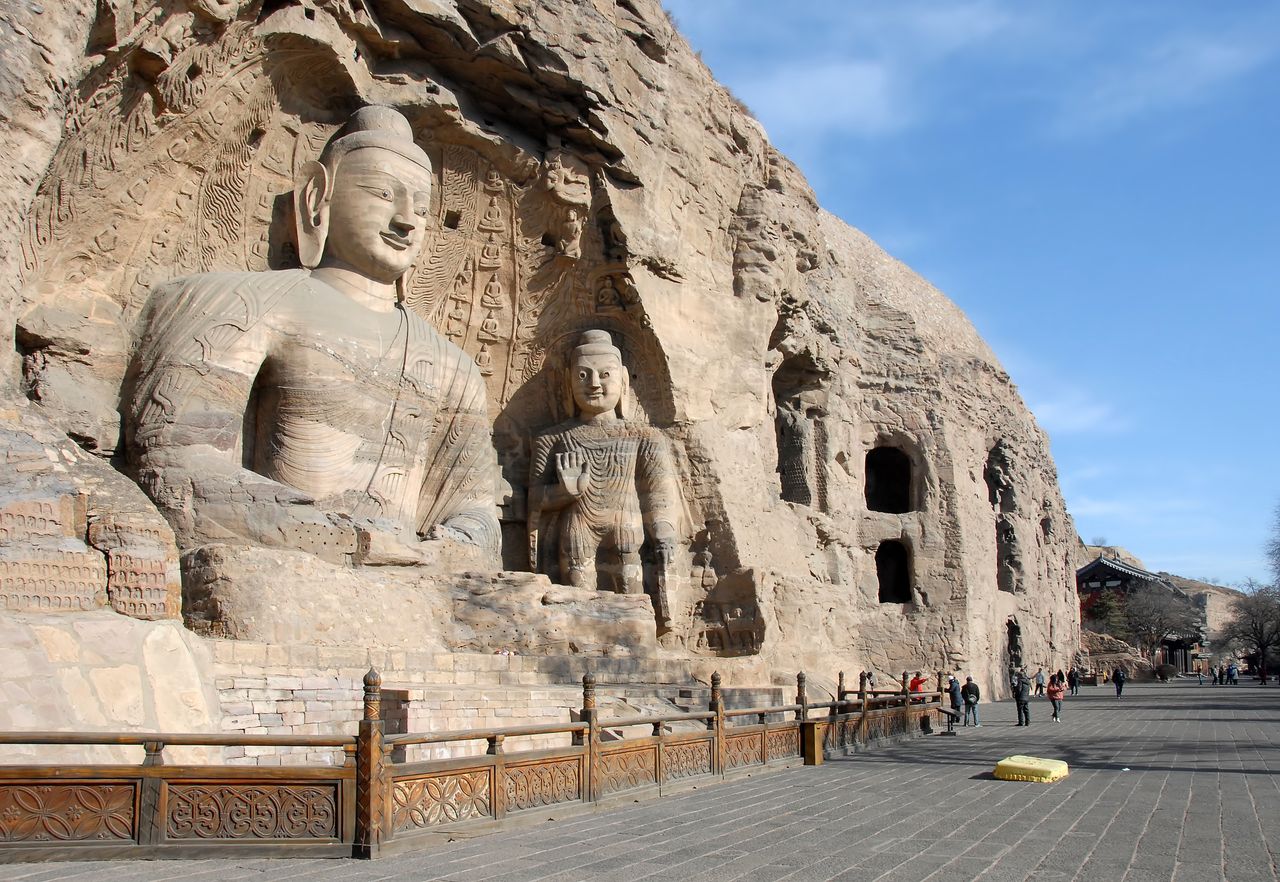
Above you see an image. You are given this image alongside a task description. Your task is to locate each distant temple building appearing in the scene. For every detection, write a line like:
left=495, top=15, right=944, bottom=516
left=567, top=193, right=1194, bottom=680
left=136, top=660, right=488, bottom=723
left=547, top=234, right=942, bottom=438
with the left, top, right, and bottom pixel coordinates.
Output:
left=1076, top=555, right=1203, bottom=672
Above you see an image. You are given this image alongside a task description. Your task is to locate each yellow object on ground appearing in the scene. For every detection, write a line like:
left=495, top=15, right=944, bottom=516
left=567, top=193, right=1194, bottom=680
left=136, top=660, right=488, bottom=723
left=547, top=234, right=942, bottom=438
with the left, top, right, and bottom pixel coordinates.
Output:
left=993, top=755, right=1069, bottom=783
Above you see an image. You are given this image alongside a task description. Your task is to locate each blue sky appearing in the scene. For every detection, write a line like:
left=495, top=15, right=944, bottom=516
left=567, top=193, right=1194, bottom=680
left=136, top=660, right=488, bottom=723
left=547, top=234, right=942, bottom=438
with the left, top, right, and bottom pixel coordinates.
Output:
left=662, top=1, right=1280, bottom=585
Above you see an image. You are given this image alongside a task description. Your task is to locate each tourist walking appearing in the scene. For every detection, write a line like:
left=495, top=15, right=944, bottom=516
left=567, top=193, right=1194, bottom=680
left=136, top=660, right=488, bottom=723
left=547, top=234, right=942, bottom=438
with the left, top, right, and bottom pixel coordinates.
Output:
left=1211, top=666, right=1219, bottom=685
left=1015, top=670, right=1032, bottom=726
left=1197, top=667, right=1204, bottom=685
left=961, top=676, right=981, bottom=727
left=1034, top=668, right=1046, bottom=696
left=1113, top=667, right=1127, bottom=698
left=1046, top=675, right=1065, bottom=722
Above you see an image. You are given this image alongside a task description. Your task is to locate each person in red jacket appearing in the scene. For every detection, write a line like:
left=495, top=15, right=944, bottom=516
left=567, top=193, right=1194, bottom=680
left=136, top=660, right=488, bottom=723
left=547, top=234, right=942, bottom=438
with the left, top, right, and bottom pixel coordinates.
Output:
left=1046, top=674, right=1066, bottom=722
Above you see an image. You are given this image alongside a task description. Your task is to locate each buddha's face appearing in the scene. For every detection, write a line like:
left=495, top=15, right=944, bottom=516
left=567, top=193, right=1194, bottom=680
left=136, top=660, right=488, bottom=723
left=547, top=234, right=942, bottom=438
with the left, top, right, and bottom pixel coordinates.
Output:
left=320, top=147, right=432, bottom=283
left=571, top=352, right=623, bottom=417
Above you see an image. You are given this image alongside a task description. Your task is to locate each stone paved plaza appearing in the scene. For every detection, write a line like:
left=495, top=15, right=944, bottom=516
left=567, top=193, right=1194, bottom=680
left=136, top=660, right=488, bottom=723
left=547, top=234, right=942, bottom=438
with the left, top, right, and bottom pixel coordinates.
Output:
left=13, top=681, right=1279, bottom=882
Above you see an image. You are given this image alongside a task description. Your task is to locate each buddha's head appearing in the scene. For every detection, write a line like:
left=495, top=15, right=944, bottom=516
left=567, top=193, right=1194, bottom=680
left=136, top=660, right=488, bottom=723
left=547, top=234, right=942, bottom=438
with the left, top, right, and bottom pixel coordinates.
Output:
left=295, top=106, right=434, bottom=289
left=565, top=329, right=628, bottom=420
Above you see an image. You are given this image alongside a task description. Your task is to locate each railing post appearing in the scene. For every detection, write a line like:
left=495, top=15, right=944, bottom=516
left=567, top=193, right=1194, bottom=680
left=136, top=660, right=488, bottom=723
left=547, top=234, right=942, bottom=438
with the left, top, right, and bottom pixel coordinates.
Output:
left=936, top=671, right=944, bottom=695
left=355, top=667, right=386, bottom=859
left=709, top=671, right=725, bottom=778
left=798, top=671, right=822, bottom=765
left=858, top=671, right=870, bottom=746
left=487, top=735, right=507, bottom=820
left=581, top=673, right=599, bottom=802
left=836, top=671, right=846, bottom=708
left=137, top=740, right=165, bottom=846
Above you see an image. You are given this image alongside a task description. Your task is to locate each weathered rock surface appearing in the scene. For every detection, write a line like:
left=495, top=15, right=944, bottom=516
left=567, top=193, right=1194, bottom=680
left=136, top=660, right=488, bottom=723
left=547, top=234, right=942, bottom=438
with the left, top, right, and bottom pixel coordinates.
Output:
left=0, top=610, right=220, bottom=762
left=0, top=0, right=1081, bottom=712
left=182, top=543, right=658, bottom=655
left=1079, top=629, right=1153, bottom=680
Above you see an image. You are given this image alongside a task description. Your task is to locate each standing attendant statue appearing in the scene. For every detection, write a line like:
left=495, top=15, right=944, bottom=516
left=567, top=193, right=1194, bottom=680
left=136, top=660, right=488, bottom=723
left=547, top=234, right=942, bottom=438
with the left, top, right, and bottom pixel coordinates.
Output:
left=126, top=106, right=500, bottom=565
left=528, top=330, right=685, bottom=626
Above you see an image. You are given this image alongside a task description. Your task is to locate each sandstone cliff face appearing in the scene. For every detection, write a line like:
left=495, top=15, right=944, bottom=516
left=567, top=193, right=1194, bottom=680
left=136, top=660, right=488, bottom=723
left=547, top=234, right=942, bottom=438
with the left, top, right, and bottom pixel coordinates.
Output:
left=1, top=0, right=1079, bottom=700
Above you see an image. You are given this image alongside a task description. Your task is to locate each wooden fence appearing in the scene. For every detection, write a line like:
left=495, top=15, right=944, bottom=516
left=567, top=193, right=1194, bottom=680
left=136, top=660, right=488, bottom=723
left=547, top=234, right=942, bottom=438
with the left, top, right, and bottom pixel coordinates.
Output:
left=0, top=669, right=942, bottom=862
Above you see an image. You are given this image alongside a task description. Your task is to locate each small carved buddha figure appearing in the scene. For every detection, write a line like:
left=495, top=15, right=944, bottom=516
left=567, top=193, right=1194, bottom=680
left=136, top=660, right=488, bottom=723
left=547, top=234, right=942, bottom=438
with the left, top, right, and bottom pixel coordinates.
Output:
left=528, top=331, right=684, bottom=618
left=479, top=233, right=502, bottom=268
left=126, top=106, right=499, bottom=565
left=480, top=274, right=504, bottom=309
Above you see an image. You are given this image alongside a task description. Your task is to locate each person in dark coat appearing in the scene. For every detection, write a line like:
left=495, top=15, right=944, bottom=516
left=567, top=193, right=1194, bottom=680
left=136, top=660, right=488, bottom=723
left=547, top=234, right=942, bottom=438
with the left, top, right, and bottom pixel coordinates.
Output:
left=961, top=676, right=981, bottom=727
left=947, top=675, right=963, bottom=717
left=1066, top=668, right=1080, bottom=696
left=1014, top=671, right=1032, bottom=725
left=1113, top=667, right=1128, bottom=698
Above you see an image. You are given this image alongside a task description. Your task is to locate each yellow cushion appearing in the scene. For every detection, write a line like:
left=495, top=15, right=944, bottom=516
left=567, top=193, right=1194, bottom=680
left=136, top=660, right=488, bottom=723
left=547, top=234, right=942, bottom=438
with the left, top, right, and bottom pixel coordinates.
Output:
left=993, top=755, right=1069, bottom=783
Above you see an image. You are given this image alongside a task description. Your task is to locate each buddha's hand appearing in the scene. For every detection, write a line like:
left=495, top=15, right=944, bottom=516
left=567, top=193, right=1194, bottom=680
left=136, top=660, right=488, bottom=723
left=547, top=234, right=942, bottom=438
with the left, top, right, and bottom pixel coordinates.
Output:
left=555, top=451, right=590, bottom=497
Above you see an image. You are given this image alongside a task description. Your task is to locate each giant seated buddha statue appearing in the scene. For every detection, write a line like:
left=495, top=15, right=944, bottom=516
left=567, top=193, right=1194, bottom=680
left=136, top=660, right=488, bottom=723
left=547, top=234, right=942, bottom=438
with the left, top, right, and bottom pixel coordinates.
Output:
left=125, top=106, right=500, bottom=568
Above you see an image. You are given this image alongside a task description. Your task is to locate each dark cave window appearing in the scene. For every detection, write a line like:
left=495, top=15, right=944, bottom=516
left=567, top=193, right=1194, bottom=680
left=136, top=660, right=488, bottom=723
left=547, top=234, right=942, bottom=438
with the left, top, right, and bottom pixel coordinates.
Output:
left=876, top=541, right=912, bottom=604
left=865, top=446, right=913, bottom=513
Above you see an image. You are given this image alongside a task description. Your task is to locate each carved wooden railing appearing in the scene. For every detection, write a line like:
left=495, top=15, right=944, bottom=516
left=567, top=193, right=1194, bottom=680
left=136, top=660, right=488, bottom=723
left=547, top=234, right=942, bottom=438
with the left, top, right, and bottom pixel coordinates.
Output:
left=0, top=668, right=942, bottom=862
left=0, top=731, right=356, bottom=862
left=366, top=669, right=944, bottom=857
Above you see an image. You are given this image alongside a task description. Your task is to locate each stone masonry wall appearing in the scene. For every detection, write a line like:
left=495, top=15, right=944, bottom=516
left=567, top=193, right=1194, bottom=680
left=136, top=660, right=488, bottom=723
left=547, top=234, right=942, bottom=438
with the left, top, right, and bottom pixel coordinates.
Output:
left=210, top=640, right=773, bottom=764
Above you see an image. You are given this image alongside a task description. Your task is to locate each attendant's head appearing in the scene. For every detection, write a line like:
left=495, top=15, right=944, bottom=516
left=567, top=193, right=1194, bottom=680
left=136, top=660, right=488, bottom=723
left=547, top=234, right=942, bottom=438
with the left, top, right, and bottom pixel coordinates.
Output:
left=566, top=330, right=628, bottom=419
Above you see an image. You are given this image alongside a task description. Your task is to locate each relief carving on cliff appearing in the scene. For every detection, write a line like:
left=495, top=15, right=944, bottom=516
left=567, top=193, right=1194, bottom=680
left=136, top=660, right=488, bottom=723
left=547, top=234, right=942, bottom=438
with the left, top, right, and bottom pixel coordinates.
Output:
left=9, top=0, right=763, bottom=650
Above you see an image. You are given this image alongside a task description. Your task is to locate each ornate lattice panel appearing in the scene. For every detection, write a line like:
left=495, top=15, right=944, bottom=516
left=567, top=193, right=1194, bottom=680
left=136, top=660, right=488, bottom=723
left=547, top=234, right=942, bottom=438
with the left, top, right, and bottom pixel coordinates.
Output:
left=503, top=759, right=582, bottom=812
left=830, top=718, right=857, bottom=751
left=597, top=746, right=657, bottom=795
left=166, top=784, right=338, bottom=840
left=766, top=727, right=799, bottom=761
left=724, top=733, right=763, bottom=770
left=0, top=783, right=135, bottom=843
left=660, top=739, right=713, bottom=781
left=392, top=771, right=491, bottom=832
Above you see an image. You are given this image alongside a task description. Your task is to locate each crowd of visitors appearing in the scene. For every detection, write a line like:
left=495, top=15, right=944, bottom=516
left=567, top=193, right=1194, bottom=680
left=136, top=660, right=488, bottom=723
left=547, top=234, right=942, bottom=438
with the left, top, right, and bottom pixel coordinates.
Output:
left=1209, top=663, right=1239, bottom=685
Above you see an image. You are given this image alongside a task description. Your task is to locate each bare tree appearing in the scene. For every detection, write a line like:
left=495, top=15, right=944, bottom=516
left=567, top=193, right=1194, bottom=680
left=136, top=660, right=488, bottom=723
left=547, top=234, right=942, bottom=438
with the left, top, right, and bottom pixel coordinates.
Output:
left=1123, top=584, right=1202, bottom=666
left=1218, top=582, right=1280, bottom=684
left=1268, top=502, right=1280, bottom=586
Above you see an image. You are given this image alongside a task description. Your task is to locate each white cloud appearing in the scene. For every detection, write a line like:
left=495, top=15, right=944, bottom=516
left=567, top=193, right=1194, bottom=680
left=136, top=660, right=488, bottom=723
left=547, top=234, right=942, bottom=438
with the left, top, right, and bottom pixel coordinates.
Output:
left=683, top=0, right=1033, bottom=143
left=669, top=1, right=1280, bottom=144
left=1051, top=34, right=1277, bottom=135
left=741, top=59, right=905, bottom=140
left=1027, top=393, right=1119, bottom=435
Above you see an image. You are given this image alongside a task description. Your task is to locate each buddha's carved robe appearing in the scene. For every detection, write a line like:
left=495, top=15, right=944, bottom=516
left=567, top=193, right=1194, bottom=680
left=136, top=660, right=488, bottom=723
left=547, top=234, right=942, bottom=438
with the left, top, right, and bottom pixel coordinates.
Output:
left=528, top=420, right=681, bottom=586
left=126, top=269, right=499, bottom=562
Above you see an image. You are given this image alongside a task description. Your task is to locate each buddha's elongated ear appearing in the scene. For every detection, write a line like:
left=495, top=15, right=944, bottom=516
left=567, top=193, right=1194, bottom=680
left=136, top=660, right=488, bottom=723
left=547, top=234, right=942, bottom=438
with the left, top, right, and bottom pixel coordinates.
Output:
left=295, top=160, right=331, bottom=269
left=617, top=364, right=631, bottom=419
left=562, top=363, right=576, bottom=421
